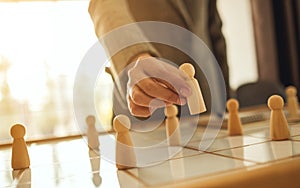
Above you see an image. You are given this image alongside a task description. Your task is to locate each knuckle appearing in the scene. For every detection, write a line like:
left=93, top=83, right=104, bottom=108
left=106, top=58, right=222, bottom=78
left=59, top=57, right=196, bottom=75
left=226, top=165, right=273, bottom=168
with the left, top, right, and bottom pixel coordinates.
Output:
left=128, top=68, right=136, bottom=78
left=128, top=101, right=138, bottom=115
left=131, top=90, right=144, bottom=105
left=134, top=60, right=146, bottom=69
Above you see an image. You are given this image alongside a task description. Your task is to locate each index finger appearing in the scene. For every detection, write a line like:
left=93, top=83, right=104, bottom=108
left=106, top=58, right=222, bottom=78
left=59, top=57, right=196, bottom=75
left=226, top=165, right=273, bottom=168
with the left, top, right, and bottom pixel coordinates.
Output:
left=152, top=63, right=191, bottom=97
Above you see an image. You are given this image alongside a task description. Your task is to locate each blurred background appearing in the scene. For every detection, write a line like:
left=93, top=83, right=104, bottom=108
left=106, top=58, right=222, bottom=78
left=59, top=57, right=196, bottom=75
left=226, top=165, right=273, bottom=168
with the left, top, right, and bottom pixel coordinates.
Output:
left=0, top=0, right=298, bottom=143
left=0, top=0, right=113, bottom=143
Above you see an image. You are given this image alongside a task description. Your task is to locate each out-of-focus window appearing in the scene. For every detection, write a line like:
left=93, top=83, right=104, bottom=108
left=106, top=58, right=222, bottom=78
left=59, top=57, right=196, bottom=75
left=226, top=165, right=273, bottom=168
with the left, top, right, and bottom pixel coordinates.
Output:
left=0, top=1, right=113, bottom=144
left=218, top=0, right=258, bottom=89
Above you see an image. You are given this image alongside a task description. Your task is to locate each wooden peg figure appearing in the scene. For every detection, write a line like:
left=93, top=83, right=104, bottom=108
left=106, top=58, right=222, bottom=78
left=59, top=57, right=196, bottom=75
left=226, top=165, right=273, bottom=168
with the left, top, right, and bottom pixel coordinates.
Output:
left=11, top=124, right=30, bottom=170
left=179, top=63, right=206, bottom=115
left=285, top=86, right=299, bottom=118
left=226, top=99, right=243, bottom=136
left=86, top=115, right=100, bottom=150
left=164, top=105, right=181, bottom=146
left=113, top=115, right=136, bottom=170
left=268, top=95, right=290, bottom=141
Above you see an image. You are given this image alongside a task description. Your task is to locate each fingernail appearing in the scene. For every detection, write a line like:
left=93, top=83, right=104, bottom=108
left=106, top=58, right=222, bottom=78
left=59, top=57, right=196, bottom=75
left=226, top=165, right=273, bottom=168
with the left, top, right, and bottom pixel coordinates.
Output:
left=177, top=98, right=184, bottom=105
left=180, top=98, right=186, bottom=105
left=176, top=98, right=186, bottom=105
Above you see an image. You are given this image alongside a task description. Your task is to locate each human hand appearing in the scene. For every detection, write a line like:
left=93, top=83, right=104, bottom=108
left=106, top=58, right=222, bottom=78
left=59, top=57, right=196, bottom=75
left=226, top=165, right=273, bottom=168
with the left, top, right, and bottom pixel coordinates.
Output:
left=127, top=54, right=191, bottom=117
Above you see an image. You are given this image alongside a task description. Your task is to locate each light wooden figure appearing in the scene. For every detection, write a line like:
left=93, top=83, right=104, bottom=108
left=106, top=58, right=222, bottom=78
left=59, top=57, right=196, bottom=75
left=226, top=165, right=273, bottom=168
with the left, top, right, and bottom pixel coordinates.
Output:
left=11, top=124, right=30, bottom=170
left=164, top=105, right=181, bottom=146
left=113, top=114, right=136, bottom=170
left=226, top=99, right=243, bottom=136
left=285, top=86, right=299, bottom=118
left=179, top=63, right=206, bottom=115
left=268, top=95, right=290, bottom=141
left=86, top=115, right=100, bottom=150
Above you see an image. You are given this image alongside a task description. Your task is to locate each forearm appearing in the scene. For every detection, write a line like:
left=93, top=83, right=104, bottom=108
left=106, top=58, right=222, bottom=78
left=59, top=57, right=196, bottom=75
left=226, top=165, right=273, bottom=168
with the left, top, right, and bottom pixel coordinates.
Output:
left=88, top=0, right=160, bottom=75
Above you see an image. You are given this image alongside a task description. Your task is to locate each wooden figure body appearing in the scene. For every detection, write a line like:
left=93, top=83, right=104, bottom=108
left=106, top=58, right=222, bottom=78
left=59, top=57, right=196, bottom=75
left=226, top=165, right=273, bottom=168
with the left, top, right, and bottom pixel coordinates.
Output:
left=113, top=115, right=136, bottom=170
left=165, top=105, right=181, bottom=146
left=179, top=63, right=206, bottom=115
left=86, top=115, right=100, bottom=150
left=226, top=99, right=243, bottom=136
left=11, top=124, right=30, bottom=170
left=268, top=95, right=290, bottom=141
left=286, top=86, right=299, bottom=118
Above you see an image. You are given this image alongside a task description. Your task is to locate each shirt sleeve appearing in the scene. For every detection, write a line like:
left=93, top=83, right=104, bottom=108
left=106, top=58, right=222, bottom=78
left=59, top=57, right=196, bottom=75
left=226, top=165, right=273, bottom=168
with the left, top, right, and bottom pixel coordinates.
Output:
left=88, top=0, right=160, bottom=75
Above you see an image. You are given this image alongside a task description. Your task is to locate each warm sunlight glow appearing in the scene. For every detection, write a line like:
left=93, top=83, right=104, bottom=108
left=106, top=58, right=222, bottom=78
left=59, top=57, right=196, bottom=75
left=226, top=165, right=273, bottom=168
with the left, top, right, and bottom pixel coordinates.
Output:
left=0, top=1, right=112, bottom=142
left=0, top=1, right=97, bottom=103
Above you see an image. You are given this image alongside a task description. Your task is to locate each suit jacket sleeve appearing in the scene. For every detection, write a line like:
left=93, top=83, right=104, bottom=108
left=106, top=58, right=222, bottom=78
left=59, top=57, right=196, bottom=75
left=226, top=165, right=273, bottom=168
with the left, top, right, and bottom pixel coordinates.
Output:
left=88, top=0, right=160, bottom=76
